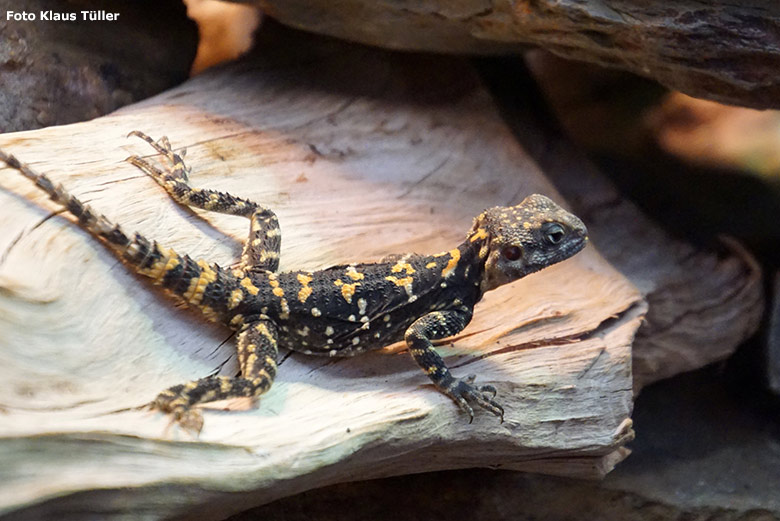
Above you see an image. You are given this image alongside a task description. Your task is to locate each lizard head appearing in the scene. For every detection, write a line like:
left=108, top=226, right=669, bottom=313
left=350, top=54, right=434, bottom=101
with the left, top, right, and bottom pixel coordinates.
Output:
left=470, top=194, right=588, bottom=293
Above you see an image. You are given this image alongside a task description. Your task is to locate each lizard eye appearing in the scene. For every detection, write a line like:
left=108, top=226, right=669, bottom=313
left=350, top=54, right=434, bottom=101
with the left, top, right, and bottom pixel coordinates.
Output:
left=501, top=245, right=522, bottom=261
left=542, top=223, right=566, bottom=246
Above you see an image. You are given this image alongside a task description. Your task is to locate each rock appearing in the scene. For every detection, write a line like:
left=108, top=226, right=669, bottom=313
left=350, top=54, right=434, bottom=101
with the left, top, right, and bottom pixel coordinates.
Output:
left=0, top=0, right=197, bottom=132
left=768, top=272, right=780, bottom=395
left=252, top=0, right=780, bottom=109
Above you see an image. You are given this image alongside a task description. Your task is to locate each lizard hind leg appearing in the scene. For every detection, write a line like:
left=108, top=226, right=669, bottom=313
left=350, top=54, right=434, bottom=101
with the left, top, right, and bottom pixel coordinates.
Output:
left=127, top=130, right=190, bottom=184
left=127, top=131, right=282, bottom=272
left=150, top=320, right=280, bottom=434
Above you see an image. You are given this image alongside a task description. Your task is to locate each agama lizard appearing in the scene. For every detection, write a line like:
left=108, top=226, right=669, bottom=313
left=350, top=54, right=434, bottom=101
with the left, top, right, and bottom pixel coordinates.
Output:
left=0, top=132, right=588, bottom=432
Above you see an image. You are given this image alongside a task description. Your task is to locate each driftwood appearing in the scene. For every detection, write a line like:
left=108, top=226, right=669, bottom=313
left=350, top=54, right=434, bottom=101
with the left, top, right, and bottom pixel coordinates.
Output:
left=249, top=0, right=780, bottom=109
left=0, top=25, right=641, bottom=519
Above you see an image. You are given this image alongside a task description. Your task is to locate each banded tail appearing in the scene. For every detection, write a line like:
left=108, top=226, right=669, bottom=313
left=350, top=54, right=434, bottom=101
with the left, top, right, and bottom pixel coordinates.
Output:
left=0, top=149, right=230, bottom=321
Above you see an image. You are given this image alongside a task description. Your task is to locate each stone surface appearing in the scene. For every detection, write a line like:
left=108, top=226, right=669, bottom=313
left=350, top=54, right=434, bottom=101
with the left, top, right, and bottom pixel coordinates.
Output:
left=250, top=0, right=780, bottom=109
left=769, top=272, right=780, bottom=395
left=0, top=0, right=197, bottom=132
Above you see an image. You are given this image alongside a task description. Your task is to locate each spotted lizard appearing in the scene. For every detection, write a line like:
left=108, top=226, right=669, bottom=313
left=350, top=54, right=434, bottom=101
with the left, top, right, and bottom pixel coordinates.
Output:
left=0, top=132, right=588, bottom=433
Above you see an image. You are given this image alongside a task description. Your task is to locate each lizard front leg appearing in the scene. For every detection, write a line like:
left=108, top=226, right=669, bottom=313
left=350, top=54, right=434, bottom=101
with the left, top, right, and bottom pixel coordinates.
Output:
left=405, top=310, right=504, bottom=422
left=151, top=320, right=279, bottom=433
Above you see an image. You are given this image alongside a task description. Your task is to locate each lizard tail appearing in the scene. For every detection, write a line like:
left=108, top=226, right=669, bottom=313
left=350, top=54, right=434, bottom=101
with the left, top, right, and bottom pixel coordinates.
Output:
left=0, top=149, right=137, bottom=252
left=0, top=149, right=228, bottom=321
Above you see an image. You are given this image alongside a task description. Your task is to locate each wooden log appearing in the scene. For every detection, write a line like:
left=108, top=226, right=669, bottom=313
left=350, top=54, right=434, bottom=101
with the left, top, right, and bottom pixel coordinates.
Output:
left=0, top=24, right=641, bottom=519
left=248, top=0, right=780, bottom=109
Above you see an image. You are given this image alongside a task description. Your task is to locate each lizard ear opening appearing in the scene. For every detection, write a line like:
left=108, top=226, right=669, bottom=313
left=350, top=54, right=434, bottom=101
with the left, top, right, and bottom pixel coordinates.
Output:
left=501, top=245, right=522, bottom=261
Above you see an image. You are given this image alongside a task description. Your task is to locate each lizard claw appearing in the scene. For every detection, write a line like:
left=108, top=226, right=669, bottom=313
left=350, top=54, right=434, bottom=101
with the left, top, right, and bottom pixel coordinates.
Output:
left=149, top=395, right=204, bottom=435
left=171, top=409, right=204, bottom=435
left=446, top=375, right=504, bottom=423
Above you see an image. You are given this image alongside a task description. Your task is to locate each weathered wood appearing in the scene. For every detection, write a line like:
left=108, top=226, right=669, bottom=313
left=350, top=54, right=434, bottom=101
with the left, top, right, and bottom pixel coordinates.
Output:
left=246, top=0, right=780, bottom=109
left=0, top=25, right=640, bottom=519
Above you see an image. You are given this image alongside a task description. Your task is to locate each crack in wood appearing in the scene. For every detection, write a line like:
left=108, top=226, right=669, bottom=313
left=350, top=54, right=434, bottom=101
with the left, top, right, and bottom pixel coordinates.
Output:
left=0, top=208, right=64, bottom=267
left=451, top=299, right=644, bottom=370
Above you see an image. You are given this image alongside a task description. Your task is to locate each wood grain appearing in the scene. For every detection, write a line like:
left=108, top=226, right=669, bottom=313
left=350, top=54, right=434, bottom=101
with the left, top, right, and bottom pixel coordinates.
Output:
left=0, top=26, right=641, bottom=519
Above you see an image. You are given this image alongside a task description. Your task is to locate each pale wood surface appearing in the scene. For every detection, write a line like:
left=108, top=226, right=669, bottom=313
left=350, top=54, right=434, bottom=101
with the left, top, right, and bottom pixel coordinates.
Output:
left=0, top=27, right=641, bottom=519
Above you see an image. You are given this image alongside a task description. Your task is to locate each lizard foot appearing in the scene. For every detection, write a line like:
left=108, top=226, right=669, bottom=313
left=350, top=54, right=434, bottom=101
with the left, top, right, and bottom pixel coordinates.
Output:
left=445, top=374, right=504, bottom=423
left=149, top=396, right=204, bottom=435
left=126, top=130, right=190, bottom=184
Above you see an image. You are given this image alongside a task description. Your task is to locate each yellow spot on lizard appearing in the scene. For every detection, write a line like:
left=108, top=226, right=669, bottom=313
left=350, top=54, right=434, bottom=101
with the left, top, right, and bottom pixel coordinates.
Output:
left=441, top=249, right=460, bottom=278
left=386, top=275, right=414, bottom=287
left=297, top=273, right=313, bottom=303
left=470, top=227, right=488, bottom=242
left=391, top=261, right=415, bottom=274
left=241, top=277, right=260, bottom=295
left=334, top=279, right=360, bottom=304
left=146, top=248, right=181, bottom=283
left=267, top=273, right=285, bottom=298
left=199, top=305, right=218, bottom=321
left=254, top=322, right=275, bottom=342
left=183, top=259, right=218, bottom=304
left=220, top=378, right=233, bottom=392
left=345, top=266, right=365, bottom=281
left=227, top=288, right=244, bottom=310
left=162, top=252, right=180, bottom=272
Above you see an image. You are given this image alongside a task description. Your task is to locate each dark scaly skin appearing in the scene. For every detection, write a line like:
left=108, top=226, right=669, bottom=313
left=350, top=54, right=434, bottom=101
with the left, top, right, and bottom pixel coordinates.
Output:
left=0, top=132, right=589, bottom=432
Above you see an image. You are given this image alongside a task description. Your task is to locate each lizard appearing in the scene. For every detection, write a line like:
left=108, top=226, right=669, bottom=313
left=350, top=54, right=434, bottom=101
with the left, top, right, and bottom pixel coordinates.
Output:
left=0, top=131, right=589, bottom=433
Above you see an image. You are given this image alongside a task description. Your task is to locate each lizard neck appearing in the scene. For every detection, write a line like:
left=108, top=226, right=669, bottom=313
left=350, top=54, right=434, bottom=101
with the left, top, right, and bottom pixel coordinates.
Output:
left=443, top=236, right=490, bottom=303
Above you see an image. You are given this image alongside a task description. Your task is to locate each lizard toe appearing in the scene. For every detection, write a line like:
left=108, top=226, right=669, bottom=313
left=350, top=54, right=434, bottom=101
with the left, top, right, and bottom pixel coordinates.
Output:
left=447, top=377, right=504, bottom=423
